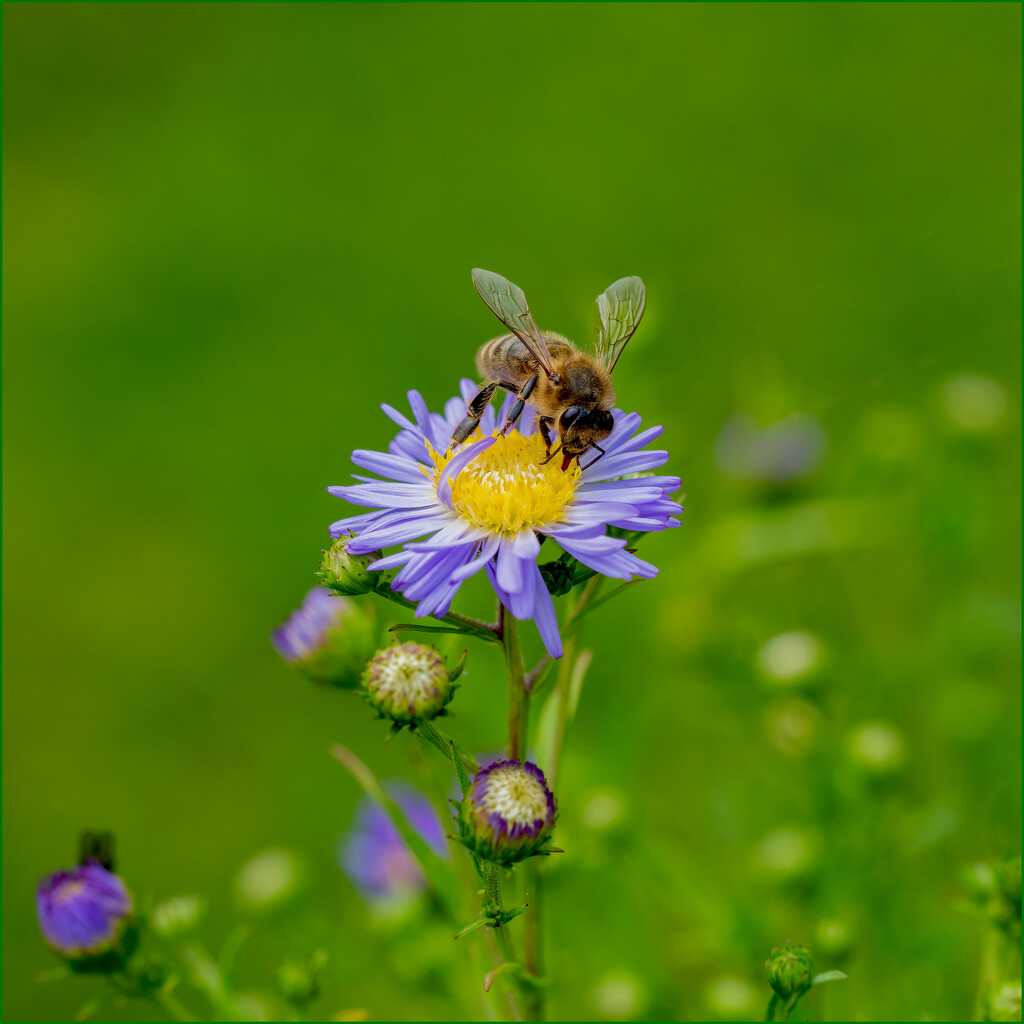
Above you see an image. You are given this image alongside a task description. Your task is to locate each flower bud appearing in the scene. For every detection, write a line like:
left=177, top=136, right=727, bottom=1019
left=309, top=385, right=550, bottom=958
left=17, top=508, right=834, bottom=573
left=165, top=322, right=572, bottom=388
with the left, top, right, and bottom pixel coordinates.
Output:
left=272, top=588, right=376, bottom=689
left=151, top=895, right=206, bottom=939
left=362, top=642, right=456, bottom=723
left=36, top=862, right=136, bottom=969
left=277, top=949, right=328, bottom=1010
left=764, top=944, right=815, bottom=1000
left=318, top=536, right=382, bottom=595
left=455, top=759, right=557, bottom=867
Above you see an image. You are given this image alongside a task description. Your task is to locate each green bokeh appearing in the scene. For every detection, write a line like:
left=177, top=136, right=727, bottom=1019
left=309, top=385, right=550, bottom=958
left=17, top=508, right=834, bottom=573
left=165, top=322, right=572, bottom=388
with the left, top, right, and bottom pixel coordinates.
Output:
left=3, top=4, right=1019, bottom=1021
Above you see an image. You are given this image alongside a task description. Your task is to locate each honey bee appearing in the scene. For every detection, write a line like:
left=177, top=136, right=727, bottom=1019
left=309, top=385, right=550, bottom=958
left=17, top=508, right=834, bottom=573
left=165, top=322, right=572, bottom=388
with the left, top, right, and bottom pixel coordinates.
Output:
left=450, top=268, right=647, bottom=471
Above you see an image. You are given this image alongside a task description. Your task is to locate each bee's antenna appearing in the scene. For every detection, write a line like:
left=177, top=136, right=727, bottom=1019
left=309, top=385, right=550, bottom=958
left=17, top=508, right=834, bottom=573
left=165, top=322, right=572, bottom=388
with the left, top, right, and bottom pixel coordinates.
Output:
left=540, top=444, right=562, bottom=466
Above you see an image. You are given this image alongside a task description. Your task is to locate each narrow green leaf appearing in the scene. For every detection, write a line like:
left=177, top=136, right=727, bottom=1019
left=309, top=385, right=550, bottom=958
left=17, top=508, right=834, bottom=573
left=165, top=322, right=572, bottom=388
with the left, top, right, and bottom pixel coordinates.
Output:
left=812, top=970, right=849, bottom=986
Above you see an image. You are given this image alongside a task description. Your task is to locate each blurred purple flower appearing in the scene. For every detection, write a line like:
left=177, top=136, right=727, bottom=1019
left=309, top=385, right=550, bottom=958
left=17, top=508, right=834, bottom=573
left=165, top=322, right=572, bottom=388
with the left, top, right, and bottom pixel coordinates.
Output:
left=36, top=861, right=133, bottom=958
left=272, top=587, right=348, bottom=663
left=714, top=413, right=826, bottom=484
left=339, top=784, right=448, bottom=902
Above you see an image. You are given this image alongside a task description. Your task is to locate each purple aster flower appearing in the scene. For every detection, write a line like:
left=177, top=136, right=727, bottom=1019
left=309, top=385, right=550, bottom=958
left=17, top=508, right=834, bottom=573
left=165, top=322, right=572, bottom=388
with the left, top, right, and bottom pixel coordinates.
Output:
left=327, top=382, right=682, bottom=658
left=714, top=412, right=826, bottom=484
left=36, top=861, right=133, bottom=959
left=339, top=783, right=448, bottom=903
left=272, top=587, right=350, bottom=663
left=272, top=587, right=376, bottom=688
left=455, top=759, right=557, bottom=867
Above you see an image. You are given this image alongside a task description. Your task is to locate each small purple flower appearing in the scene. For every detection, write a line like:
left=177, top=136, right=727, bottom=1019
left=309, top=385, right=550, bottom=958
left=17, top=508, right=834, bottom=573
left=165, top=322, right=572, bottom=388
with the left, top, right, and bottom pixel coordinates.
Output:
left=714, top=412, right=826, bottom=485
left=272, top=587, right=349, bottom=663
left=272, top=588, right=376, bottom=688
left=456, top=759, right=557, bottom=867
left=339, top=784, right=448, bottom=903
left=36, top=862, right=133, bottom=958
left=327, top=382, right=682, bottom=658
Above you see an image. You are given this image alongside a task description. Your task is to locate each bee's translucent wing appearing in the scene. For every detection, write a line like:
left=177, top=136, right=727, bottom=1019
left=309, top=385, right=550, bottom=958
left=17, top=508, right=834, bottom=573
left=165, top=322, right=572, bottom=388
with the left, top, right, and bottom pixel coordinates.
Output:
left=595, top=276, right=646, bottom=371
left=471, top=268, right=557, bottom=378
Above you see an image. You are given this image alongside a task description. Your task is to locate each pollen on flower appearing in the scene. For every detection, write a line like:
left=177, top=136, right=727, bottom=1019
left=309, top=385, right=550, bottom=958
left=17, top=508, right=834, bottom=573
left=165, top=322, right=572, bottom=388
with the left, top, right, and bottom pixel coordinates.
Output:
left=426, top=429, right=581, bottom=535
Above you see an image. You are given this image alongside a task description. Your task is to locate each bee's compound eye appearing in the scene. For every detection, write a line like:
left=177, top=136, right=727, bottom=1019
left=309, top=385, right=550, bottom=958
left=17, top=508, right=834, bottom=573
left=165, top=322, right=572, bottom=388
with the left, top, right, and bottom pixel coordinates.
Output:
left=591, top=410, right=614, bottom=433
left=560, top=406, right=585, bottom=429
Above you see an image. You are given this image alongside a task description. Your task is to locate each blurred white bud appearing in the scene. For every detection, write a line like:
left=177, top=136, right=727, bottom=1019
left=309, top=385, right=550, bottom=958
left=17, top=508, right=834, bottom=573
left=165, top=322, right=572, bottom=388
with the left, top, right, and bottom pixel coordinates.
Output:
left=757, top=631, right=824, bottom=688
left=581, top=788, right=627, bottom=832
left=151, top=894, right=206, bottom=939
left=846, top=721, right=906, bottom=778
left=755, top=828, right=819, bottom=882
left=704, top=975, right=758, bottom=1020
left=940, top=374, right=1008, bottom=434
left=814, top=917, right=853, bottom=957
left=234, top=848, right=307, bottom=915
left=591, top=970, right=648, bottom=1020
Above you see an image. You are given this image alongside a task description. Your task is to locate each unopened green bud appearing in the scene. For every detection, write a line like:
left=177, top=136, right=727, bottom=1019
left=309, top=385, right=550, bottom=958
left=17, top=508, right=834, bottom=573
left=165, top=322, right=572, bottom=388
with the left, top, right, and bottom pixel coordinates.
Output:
left=319, top=537, right=382, bottom=596
left=277, top=949, right=328, bottom=1009
left=982, top=982, right=1022, bottom=1023
left=765, top=945, right=815, bottom=999
left=151, top=895, right=206, bottom=939
left=362, top=642, right=456, bottom=724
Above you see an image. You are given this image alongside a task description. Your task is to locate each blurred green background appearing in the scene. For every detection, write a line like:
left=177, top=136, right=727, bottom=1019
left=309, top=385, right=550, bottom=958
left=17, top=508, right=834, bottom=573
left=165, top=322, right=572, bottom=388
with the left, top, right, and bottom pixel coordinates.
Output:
left=3, top=3, right=1020, bottom=1021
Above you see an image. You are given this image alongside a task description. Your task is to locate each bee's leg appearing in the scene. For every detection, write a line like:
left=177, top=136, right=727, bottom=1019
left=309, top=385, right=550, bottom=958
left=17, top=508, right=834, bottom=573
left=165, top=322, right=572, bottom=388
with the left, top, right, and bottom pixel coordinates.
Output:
left=450, top=380, right=519, bottom=448
left=580, top=442, right=606, bottom=471
left=538, top=415, right=556, bottom=455
left=499, top=373, right=539, bottom=436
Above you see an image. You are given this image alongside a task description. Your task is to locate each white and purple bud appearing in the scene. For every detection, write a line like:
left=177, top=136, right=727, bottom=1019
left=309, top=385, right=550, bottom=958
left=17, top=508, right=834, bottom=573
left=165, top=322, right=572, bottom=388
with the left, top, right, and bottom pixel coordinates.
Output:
left=455, top=759, right=558, bottom=867
left=362, top=642, right=457, bottom=724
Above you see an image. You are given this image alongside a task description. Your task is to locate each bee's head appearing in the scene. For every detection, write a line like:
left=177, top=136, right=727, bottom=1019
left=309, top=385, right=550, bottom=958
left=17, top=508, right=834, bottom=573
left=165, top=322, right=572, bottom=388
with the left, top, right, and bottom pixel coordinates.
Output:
left=558, top=407, right=614, bottom=470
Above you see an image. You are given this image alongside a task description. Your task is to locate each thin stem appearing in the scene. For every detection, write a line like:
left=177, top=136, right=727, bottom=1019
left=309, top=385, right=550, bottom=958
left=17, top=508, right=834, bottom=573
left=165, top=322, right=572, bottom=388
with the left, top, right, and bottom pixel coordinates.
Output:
left=150, top=987, right=197, bottom=1022
left=522, top=860, right=544, bottom=1021
left=502, top=611, right=528, bottom=762
left=414, top=719, right=480, bottom=778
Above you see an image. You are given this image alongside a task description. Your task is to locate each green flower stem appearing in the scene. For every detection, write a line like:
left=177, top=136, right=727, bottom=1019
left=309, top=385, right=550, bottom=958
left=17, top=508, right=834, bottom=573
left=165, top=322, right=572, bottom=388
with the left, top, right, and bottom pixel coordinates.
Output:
left=178, top=941, right=240, bottom=1020
left=374, top=586, right=500, bottom=643
left=522, top=860, right=544, bottom=1022
left=502, top=610, right=528, bottom=762
left=765, top=992, right=800, bottom=1021
left=150, top=986, right=197, bottom=1022
left=414, top=719, right=480, bottom=780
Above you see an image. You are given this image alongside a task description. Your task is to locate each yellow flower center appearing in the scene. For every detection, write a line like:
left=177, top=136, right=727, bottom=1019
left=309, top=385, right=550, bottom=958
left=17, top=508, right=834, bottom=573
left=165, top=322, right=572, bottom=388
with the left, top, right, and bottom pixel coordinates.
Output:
left=427, top=430, right=580, bottom=535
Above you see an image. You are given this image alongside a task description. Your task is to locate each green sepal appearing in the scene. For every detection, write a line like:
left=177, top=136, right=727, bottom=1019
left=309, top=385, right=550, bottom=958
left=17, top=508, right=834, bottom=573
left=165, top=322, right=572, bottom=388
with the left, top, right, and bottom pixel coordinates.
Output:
left=66, top=922, right=140, bottom=975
